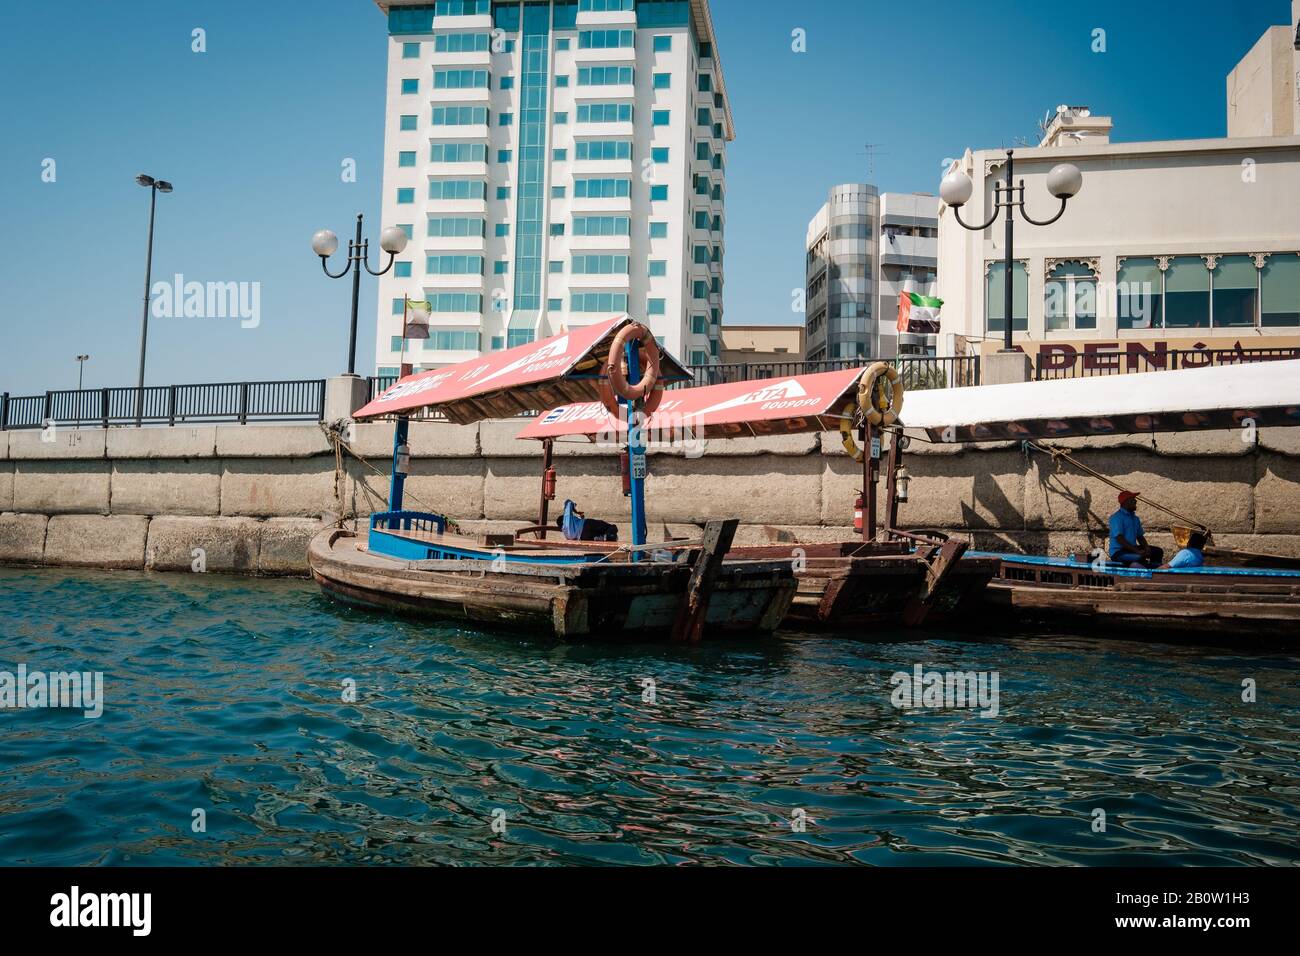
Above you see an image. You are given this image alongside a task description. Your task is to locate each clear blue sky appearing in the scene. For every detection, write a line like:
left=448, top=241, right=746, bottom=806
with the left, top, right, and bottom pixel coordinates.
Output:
left=0, top=0, right=1288, bottom=395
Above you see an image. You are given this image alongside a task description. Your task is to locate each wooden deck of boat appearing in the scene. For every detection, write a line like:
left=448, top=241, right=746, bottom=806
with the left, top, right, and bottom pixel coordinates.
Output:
left=366, top=525, right=624, bottom=562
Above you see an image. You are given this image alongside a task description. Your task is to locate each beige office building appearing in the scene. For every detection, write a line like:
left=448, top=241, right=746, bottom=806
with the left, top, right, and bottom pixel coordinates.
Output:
left=936, top=2, right=1300, bottom=370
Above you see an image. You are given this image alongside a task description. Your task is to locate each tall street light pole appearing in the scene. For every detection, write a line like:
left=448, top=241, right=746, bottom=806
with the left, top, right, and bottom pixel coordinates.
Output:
left=75, top=354, right=90, bottom=390
left=135, top=173, right=173, bottom=424
left=941, top=151, right=1082, bottom=352
left=312, top=213, right=409, bottom=375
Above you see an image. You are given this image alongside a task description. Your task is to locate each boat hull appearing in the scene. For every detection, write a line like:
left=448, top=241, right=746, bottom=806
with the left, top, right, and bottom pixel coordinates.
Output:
left=978, top=553, right=1300, bottom=640
left=309, top=528, right=796, bottom=641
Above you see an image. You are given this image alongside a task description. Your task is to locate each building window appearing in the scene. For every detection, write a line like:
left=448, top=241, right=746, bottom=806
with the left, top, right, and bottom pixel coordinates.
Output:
left=1211, top=255, right=1259, bottom=328
left=397, top=223, right=413, bottom=239
left=427, top=216, right=485, bottom=237
left=549, top=260, right=563, bottom=273
left=653, top=73, right=671, bottom=89
left=508, top=329, right=535, bottom=348
left=491, top=336, right=505, bottom=350
left=551, top=185, right=566, bottom=198
left=398, top=150, right=416, bottom=167
left=433, top=69, right=489, bottom=89
left=571, top=292, right=629, bottom=312
left=1261, top=253, right=1300, bottom=326
left=647, top=298, right=665, bottom=315
left=553, top=148, right=567, bottom=161
left=652, top=110, right=670, bottom=126
left=574, top=178, right=630, bottom=198
left=650, top=184, right=668, bottom=201
left=648, top=260, right=666, bottom=277
left=691, top=314, right=708, bottom=334
left=1044, top=262, right=1097, bottom=331
left=577, top=102, right=633, bottom=123
left=554, top=111, right=568, bottom=124
left=1164, top=256, right=1210, bottom=328
left=576, top=140, right=631, bottom=160
left=392, top=298, right=406, bottom=315
left=651, top=147, right=669, bottom=163
left=402, top=42, right=420, bottom=58
left=1117, top=257, right=1163, bottom=329
left=550, top=223, right=565, bottom=236
left=649, top=221, right=667, bottom=238
left=547, top=298, right=562, bottom=311
left=500, top=76, right=514, bottom=90
left=495, top=223, right=510, bottom=237
left=430, top=142, right=487, bottom=163
left=434, top=31, right=490, bottom=53
left=497, top=149, right=512, bottom=163
left=494, top=260, right=509, bottom=274
left=395, top=261, right=412, bottom=277
left=556, top=75, right=569, bottom=87
left=426, top=254, right=484, bottom=274
left=579, top=0, right=633, bottom=10
left=401, top=78, right=419, bottom=94
left=985, top=261, right=1028, bottom=333
left=572, top=215, right=629, bottom=236
left=555, top=38, right=570, bottom=51
left=653, top=35, right=672, bottom=52
left=572, top=254, right=629, bottom=274
left=432, top=105, right=489, bottom=125
left=578, top=66, right=634, bottom=86
left=499, top=112, right=514, bottom=126
left=429, top=179, right=486, bottom=199
left=396, top=187, right=415, bottom=204
left=698, top=74, right=712, bottom=92
left=399, top=114, right=418, bottom=131
left=578, top=29, right=634, bottom=49
left=497, top=185, right=511, bottom=199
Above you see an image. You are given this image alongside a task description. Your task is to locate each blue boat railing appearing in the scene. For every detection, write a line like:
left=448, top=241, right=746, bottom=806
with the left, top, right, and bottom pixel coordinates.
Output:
left=370, top=511, right=448, bottom=535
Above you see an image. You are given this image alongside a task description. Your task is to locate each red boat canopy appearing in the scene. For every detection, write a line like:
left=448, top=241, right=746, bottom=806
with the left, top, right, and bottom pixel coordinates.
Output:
left=353, top=316, right=689, bottom=425
left=517, top=366, right=870, bottom=441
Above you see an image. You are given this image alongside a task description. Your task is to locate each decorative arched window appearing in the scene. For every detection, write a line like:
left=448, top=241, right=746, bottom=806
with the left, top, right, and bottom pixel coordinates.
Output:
left=1045, top=260, right=1097, bottom=331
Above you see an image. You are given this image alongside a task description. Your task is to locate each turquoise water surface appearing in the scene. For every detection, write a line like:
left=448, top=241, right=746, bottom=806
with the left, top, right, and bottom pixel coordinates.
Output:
left=1, top=566, right=1297, bottom=866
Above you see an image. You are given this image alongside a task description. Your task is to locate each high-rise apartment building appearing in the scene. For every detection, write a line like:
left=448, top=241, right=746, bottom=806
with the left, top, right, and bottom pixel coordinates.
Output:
left=373, top=0, right=733, bottom=376
left=804, top=184, right=939, bottom=362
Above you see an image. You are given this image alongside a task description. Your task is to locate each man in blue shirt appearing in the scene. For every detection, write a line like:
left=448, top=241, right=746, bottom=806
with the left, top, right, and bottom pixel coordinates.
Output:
left=1109, top=490, right=1164, bottom=568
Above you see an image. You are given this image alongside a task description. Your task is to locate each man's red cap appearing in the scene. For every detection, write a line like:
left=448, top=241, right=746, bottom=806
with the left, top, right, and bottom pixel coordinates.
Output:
left=1118, top=490, right=1138, bottom=506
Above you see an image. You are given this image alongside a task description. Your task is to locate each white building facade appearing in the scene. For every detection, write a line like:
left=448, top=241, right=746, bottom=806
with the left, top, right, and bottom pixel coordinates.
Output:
left=372, top=0, right=733, bottom=376
left=805, top=186, right=938, bottom=362
left=937, top=5, right=1300, bottom=371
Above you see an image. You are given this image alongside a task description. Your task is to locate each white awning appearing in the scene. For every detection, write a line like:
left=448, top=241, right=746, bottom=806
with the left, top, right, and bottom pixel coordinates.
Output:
left=900, top=359, right=1300, bottom=442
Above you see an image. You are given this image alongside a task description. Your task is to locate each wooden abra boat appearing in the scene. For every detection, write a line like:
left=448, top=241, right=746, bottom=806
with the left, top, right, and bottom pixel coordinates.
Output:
left=310, top=523, right=795, bottom=640
left=975, top=552, right=1300, bottom=639
left=312, top=316, right=797, bottom=642
left=517, top=364, right=999, bottom=630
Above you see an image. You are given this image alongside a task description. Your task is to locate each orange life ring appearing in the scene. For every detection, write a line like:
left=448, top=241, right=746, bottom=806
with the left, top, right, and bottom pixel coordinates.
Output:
left=600, top=323, right=663, bottom=416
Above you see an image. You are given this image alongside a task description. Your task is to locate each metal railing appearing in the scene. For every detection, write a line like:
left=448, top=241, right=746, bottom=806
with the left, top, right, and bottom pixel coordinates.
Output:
left=0, top=380, right=326, bottom=429
left=1034, top=346, right=1299, bottom=380
left=679, top=356, right=981, bottom=390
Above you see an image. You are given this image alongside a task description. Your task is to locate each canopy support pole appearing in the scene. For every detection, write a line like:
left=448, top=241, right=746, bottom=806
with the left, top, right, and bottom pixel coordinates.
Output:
left=537, top=437, right=554, bottom=539
left=861, top=419, right=877, bottom=542
left=625, top=341, right=648, bottom=559
left=389, top=415, right=410, bottom=514
left=884, top=429, right=901, bottom=534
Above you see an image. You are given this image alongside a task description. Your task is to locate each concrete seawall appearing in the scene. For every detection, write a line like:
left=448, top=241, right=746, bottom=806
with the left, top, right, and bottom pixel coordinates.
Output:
left=1, top=421, right=1297, bottom=575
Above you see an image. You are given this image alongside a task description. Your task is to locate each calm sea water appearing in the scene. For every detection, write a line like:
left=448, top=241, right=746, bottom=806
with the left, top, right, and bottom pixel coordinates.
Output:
left=1, top=566, right=1297, bottom=867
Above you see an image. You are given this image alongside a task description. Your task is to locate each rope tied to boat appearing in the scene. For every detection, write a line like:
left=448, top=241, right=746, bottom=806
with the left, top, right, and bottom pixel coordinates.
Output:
left=319, top=422, right=462, bottom=535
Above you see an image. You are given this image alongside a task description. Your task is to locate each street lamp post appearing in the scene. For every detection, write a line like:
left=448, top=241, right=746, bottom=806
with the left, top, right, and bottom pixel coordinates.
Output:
left=135, top=174, right=173, bottom=424
left=75, top=355, right=90, bottom=390
left=940, top=150, right=1082, bottom=351
left=312, top=213, right=409, bottom=375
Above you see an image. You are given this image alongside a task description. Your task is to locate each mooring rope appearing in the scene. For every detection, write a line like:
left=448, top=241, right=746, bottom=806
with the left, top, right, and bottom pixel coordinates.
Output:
left=1023, top=439, right=1208, bottom=532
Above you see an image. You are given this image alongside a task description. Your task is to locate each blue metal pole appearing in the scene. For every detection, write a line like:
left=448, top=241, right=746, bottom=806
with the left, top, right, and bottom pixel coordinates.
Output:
left=390, top=415, right=410, bottom=515
left=624, top=342, right=647, bottom=558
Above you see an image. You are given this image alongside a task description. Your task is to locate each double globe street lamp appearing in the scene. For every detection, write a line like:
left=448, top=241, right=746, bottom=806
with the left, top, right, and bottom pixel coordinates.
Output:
left=312, top=213, right=409, bottom=375
left=940, top=150, right=1082, bottom=351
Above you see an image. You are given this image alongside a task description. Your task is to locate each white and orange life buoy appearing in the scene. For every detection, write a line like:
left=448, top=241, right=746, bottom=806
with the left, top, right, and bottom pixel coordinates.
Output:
left=839, top=364, right=905, bottom=461
left=599, top=322, right=664, bottom=416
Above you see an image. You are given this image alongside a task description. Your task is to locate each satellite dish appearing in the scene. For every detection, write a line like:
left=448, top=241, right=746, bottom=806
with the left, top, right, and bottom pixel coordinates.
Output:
left=1056, top=104, right=1069, bottom=114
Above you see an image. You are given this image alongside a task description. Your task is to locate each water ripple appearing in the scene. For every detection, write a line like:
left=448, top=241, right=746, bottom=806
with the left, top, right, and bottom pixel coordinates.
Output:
left=0, top=567, right=1297, bottom=866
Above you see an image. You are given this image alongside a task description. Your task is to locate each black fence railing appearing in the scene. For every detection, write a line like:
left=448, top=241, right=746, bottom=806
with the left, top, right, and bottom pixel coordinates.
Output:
left=1034, top=346, right=1299, bottom=380
left=0, top=380, right=326, bottom=430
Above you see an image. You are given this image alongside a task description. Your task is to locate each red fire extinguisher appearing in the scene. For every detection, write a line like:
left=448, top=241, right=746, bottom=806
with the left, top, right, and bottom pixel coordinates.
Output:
left=853, top=493, right=864, bottom=533
left=542, top=466, right=557, bottom=501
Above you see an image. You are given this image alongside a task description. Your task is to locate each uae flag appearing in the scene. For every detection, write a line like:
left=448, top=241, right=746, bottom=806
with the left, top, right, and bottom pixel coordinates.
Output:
left=403, top=297, right=431, bottom=339
left=896, top=291, right=943, bottom=333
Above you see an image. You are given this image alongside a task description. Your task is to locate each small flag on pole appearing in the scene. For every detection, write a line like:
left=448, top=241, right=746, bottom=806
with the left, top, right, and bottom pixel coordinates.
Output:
left=404, top=297, right=431, bottom=339
left=897, top=291, right=943, bottom=333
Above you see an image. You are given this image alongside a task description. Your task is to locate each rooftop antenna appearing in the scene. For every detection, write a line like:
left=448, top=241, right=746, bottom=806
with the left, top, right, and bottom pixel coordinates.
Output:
left=861, top=142, right=888, bottom=182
